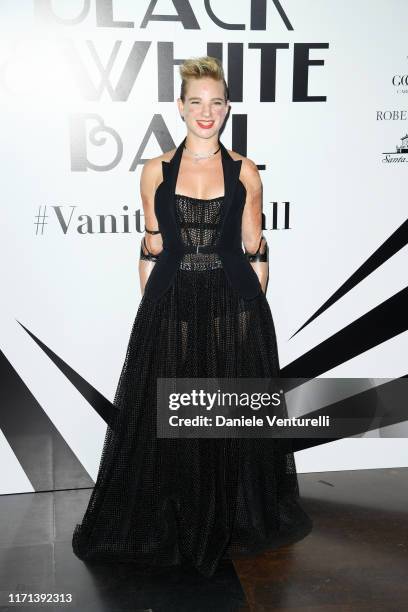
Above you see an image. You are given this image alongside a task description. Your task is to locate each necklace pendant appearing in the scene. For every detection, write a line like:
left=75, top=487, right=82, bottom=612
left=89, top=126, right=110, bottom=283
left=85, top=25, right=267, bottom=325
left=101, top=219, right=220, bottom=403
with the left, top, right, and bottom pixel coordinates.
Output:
left=184, top=142, right=221, bottom=161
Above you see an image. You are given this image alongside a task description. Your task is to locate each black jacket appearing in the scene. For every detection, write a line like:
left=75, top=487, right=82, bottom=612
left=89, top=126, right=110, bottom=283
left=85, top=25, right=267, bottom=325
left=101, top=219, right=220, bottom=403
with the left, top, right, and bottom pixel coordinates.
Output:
left=143, top=136, right=263, bottom=303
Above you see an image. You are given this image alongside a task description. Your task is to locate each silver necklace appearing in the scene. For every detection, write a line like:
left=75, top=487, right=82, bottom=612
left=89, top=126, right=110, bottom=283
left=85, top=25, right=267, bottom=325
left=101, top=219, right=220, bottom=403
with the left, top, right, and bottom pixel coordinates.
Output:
left=184, top=142, right=221, bottom=163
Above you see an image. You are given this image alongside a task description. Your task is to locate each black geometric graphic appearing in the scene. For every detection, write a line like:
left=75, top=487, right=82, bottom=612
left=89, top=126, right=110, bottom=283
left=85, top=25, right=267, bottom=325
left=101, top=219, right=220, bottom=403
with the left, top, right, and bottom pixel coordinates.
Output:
left=290, top=218, right=408, bottom=337
left=283, top=286, right=408, bottom=378
left=0, top=348, right=93, bottom=493
left=290, top=375, right=408, bottom=452
left=17, top=321, right=116, bottom=429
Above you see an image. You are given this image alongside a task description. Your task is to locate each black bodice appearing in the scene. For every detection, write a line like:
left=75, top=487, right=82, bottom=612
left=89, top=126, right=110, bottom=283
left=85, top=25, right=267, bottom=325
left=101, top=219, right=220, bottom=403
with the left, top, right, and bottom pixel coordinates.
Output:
left=175, top=193, right=224, bottom=271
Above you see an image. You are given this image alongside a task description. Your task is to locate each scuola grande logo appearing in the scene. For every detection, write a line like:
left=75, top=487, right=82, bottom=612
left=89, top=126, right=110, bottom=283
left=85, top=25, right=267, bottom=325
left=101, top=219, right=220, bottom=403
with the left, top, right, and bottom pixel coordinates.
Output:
left=382, top=133, right=408, bottom=163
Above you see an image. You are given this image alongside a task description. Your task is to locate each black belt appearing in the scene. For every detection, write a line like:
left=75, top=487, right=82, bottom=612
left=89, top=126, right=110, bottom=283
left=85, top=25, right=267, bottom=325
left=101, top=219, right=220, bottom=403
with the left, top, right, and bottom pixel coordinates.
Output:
left=163, top=245, right=242, bottom=255
left=183, top=244, right=219, bottom=254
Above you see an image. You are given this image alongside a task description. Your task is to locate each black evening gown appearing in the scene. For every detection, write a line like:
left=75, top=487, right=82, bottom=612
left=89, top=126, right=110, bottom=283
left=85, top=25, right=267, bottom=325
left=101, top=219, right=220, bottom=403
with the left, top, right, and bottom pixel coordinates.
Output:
left=72, top=192, right=313, bottom=578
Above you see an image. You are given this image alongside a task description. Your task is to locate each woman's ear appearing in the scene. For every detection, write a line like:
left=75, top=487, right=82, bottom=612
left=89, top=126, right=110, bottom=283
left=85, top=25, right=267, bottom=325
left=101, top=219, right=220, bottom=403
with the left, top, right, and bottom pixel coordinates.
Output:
left=177, top=98, right=184, bottom=119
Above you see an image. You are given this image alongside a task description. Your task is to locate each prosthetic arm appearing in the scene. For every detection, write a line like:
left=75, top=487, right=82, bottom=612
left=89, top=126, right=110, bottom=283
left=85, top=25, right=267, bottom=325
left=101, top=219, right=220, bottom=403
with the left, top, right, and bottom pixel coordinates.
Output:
left=241, top=161, right=269, bottom=293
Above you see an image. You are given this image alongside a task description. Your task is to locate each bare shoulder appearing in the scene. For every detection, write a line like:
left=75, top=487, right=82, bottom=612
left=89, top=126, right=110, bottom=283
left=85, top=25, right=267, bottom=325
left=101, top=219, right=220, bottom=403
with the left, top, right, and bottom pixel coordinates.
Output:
left=142, top=147, right=176, bottom=173
left=228, top=149, right=262, bottom=191
left=140, top=148, right=177, bottom=193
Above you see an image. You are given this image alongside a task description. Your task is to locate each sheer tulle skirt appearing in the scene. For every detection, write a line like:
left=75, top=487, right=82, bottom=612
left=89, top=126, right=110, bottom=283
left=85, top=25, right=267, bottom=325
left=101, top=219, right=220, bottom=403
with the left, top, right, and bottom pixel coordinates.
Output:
left=72, top=267, right=313, bottom=577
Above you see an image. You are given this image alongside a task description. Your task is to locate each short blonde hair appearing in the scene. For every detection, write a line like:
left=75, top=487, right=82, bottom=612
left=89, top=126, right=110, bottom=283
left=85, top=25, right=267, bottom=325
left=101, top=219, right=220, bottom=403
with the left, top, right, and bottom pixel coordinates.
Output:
left=179, top=56, right=229, bottom=102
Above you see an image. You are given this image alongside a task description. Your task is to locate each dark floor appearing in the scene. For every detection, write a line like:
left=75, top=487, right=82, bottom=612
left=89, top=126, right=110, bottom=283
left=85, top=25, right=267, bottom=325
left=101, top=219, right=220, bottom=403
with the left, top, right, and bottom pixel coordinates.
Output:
left=0, top=467, right=407, bottom=611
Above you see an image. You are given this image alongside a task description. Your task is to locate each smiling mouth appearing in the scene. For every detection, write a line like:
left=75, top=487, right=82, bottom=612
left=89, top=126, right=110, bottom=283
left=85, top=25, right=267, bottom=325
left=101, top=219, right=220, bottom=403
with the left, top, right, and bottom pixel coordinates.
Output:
left=197, top=120, right=214, bottom=128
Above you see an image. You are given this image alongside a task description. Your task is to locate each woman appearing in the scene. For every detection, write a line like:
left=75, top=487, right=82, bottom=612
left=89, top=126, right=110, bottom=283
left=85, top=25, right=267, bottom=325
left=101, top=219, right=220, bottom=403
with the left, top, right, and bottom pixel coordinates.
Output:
left=72, top=56, right=313, bottom=578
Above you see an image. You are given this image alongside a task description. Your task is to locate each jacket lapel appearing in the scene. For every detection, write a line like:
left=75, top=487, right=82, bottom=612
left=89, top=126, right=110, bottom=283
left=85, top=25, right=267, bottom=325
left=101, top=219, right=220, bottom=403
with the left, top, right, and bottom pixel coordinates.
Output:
left=219, top=140, right=243, bottom=235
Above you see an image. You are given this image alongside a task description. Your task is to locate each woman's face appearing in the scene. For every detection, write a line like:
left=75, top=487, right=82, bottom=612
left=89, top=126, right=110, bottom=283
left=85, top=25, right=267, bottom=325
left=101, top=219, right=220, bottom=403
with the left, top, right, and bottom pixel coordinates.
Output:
left=178, top=77, right=230, bottom=139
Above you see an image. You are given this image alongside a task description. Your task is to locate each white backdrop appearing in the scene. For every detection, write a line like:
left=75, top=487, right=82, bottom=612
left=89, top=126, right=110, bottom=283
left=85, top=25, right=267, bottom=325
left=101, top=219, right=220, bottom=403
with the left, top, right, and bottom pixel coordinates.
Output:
left=1, top=0, right=407, bottom=494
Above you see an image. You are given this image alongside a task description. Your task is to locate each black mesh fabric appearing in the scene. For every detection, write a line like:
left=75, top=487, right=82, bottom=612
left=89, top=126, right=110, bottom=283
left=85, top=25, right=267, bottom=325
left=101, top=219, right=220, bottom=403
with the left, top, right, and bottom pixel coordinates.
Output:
left=72, top=194, right=313, bottom=578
